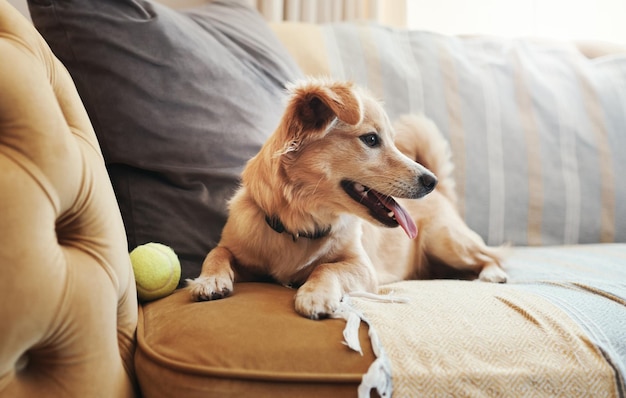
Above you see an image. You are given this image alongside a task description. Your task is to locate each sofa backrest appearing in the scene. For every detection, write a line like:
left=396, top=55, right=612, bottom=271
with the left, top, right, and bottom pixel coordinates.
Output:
left=272, top=22, right=626, bottom=247
left=0, top=1, right=137, bottom=396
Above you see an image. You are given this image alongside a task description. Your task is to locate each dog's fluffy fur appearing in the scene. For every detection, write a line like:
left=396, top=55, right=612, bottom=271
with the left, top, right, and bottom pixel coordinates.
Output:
left=188, top=79, right=507, bottom=319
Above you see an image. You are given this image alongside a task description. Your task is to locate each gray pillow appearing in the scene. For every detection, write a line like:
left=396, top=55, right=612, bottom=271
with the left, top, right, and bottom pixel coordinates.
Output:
left=29, top=0, right=302, bottom=284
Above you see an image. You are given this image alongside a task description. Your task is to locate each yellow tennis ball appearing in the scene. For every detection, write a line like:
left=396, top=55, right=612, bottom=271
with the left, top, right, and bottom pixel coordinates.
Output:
left=130, top=242, right=181, bottom=302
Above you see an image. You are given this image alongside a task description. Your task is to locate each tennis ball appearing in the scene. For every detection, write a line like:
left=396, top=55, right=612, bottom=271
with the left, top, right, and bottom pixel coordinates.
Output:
left=130, top=242, right=181, bottom=302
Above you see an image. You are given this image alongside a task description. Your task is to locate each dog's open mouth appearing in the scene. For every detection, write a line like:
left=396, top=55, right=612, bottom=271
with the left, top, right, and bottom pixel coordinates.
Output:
left=341, top=180, right=418, bottom=239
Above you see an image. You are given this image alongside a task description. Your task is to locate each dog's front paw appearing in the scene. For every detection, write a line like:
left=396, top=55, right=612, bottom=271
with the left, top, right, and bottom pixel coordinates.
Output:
left=478, top=263, right=508, bottom=283
left=294, top=281, right=343, bottom=320
left=187, top=275, right=233, bottom=301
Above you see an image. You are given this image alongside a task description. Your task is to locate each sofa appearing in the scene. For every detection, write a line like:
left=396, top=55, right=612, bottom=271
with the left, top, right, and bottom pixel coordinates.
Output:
left=1, top=0, right=625, bottom=396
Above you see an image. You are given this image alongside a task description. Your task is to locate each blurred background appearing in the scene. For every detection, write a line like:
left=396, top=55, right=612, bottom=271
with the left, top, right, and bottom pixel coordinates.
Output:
left=8, top=0, right=626, bottom=43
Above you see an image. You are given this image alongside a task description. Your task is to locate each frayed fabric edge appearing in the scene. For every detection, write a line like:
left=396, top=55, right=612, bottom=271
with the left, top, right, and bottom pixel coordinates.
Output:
left=331, top=291, right=410, bottom=398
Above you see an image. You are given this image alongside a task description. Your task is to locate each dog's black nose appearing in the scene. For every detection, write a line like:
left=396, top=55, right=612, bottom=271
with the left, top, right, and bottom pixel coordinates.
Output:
left=420, top=173, right=437, bottom=192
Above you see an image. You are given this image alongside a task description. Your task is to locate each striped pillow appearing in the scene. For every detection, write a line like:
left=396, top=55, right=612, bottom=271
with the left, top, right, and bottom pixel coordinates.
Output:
left=272, top=22, right=626, bottom=246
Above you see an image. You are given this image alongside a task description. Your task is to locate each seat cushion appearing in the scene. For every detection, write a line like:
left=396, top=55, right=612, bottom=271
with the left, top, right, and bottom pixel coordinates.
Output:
left=28, top=0, right=302, bottom=284
left=136, top=284, right=375, bottom=397
left=136, top=245, right=626, bottom=397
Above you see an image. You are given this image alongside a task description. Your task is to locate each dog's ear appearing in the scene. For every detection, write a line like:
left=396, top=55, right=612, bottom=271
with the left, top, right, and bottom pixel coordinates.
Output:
left=283, top=80, right=363, bottom=141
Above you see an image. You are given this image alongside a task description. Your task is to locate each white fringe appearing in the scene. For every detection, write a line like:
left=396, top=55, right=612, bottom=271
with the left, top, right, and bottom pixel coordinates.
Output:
left=331, top=291, right=410, bottom=398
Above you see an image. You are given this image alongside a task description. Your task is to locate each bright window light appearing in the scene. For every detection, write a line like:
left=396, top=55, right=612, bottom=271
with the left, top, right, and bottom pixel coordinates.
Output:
left=407, top=0, right=626, bottom=43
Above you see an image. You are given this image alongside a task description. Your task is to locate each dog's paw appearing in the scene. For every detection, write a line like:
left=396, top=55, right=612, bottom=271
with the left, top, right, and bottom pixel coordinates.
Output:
left=294, top=282, right=343, bottom=320
left=477, top=264, right=508, bottom=283
left=187, top=275, right=233, bottom=301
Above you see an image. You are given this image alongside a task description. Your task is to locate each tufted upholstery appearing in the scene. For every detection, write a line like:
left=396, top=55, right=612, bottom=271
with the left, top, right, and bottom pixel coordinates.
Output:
left=0, top=1, right=138, bottom=397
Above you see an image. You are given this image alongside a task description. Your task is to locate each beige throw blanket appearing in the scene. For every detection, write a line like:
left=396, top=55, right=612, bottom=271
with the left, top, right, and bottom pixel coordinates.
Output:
left=342, top=280, right=617, bottom=398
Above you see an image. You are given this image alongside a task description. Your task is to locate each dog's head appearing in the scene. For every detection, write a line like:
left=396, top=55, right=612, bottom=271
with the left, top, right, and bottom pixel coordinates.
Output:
left=248, top=79, right=437, bottom=239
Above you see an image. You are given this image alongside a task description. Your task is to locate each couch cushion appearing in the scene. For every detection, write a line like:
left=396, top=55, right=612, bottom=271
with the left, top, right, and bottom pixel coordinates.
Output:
left=136, top=284, right=375, bottom=397
left=28, top=0, right=302, bottom=284
left=272, top=22, right=626, bottom=247
left=135, top=244, right=626, bottom=397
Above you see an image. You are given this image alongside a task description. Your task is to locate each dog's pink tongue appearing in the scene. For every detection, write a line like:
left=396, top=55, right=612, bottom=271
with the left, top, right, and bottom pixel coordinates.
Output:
left=375, top=194, right=418, bottom=239
left=391, top=202, right=418, bottom=239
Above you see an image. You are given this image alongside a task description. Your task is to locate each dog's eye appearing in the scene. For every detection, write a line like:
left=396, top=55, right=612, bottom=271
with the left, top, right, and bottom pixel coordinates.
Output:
left=360, top=133, right=381, bottom=148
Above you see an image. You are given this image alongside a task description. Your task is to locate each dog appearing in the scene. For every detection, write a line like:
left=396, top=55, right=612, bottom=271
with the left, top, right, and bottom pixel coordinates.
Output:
left=187, top=78, right=507, bottom=319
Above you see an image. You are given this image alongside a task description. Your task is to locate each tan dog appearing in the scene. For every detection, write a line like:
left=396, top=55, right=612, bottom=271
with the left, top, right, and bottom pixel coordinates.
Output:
left=188, top=79, right=507, bottom=319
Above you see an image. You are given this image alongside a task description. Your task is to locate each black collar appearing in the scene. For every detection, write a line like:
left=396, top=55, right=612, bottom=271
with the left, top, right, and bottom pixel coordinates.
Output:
left=265, top=215, right=331, bottom=242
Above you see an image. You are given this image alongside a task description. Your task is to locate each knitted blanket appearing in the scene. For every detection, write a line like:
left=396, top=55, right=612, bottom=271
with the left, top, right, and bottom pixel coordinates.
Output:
left=342, top=244, right=626, bottom=397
